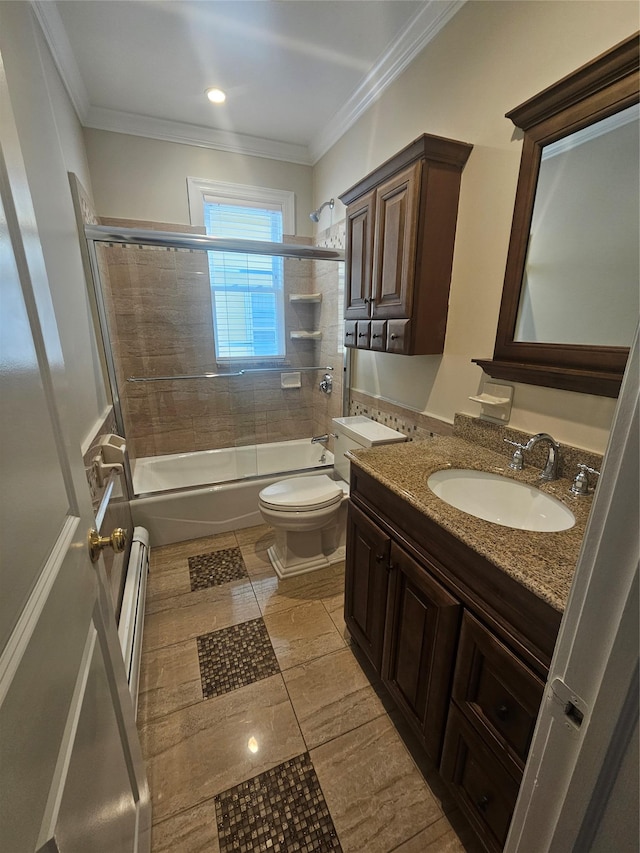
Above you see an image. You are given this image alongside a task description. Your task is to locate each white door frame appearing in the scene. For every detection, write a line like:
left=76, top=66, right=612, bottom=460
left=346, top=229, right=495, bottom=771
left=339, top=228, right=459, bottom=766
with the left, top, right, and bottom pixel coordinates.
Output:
left=506, top=327, right=639, bottom=851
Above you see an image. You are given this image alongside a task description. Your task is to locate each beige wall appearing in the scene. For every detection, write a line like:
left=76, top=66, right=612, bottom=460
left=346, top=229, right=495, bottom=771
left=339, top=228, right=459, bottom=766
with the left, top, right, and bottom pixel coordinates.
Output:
left=314, top=0, right=639, bottom=453
left=84, top=128, right=315, bottom=237
left=0, top=3, right=109, bottom=449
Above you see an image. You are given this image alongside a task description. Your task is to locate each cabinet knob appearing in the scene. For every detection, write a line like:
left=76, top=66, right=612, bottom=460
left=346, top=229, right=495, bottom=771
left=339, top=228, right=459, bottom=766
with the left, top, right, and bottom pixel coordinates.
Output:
left=363, top=297, right=370, bottom=304
left=375, top=553, right=386, bottom=563
left=358, top=332, right=367, bottom=338
left=477, top=795, right=490, bottom=812
left=390, top=333, right=398, bottom=340
left=345, top=331, right=354, bottom=337
left=495, top=704, right=509, bottom=721
left=372, top=333, right=381, bottom=339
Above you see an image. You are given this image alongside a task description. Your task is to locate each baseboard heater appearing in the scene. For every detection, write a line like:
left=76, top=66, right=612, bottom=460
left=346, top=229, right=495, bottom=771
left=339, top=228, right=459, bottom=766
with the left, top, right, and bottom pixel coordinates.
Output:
left=117, top=526, right=150, bottom=716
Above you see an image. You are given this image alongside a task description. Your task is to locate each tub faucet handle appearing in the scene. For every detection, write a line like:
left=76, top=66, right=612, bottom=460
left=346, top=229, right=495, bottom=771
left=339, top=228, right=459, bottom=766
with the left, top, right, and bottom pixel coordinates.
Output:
left=504, top=438, right=526, bottom=471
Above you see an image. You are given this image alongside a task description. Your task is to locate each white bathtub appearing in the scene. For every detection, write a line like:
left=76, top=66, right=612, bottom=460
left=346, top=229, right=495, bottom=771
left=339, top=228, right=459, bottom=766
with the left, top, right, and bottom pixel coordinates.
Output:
left=130, top=439, right=334, bottom=546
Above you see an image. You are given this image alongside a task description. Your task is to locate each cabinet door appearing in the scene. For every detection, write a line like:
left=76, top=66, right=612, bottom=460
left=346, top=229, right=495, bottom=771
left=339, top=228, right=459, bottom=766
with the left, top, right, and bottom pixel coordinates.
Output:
left=386, top=318, right=411, bottom=354
left=452, top=611, right=544, bottom=775
left=344, top=191, right=375, bottom=320
left=356, top=320, right=371, bottom=348
left=382, top=542, right=461, bottom=762
left=370, top=320, right=387, bottom=351
left=371, top=162, right=421, bottom=320
left=344, top=502, right=391, bottom=672
left=441, top=705, right=520, bottom=853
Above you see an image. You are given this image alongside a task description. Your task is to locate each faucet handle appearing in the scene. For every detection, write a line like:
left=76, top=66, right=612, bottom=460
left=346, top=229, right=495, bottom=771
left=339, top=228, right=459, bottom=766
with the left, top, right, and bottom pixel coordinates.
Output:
left=504, top=438, right=526, bottom=471
left=570, top=463, right=600, bottom=496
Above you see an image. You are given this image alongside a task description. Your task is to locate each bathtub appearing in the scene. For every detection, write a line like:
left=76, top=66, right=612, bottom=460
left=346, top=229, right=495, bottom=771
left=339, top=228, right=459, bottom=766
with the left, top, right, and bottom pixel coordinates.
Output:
left=130, top=438, right=334, bottom=546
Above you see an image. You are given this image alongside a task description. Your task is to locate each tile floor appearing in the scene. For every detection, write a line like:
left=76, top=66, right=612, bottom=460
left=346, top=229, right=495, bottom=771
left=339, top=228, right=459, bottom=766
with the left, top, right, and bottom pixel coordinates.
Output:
left=138, top=524, right=481, bottom=853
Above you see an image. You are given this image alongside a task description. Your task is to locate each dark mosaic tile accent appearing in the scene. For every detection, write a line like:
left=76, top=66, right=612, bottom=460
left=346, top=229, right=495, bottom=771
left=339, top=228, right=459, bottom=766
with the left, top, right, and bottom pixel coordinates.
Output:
left=197, top=618, right=280, bottom=699
left=215, top=752, right=342, bottom=853
left=188, top=547, right=248, bottom=591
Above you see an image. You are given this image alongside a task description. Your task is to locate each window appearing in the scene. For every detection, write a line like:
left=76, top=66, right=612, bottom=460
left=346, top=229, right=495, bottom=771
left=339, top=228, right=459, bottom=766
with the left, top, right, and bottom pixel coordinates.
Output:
left=187, top=178, right=295, bottom=362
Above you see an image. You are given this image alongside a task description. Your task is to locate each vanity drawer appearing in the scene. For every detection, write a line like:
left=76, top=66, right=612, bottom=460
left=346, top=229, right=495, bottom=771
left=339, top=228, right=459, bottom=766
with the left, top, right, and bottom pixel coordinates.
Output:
left=441, top=704, right=519, bottom=853
left=452, top=611, right=545, bottom=773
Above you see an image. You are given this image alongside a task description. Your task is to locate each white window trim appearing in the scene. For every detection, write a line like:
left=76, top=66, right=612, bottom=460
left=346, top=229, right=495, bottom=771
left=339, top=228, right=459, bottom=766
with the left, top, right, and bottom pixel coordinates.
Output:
left=187, top=177, right=295, bottom=235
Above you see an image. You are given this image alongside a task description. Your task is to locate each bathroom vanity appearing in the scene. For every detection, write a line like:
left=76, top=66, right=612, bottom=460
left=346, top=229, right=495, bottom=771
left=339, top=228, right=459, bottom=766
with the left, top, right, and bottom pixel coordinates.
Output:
left=344, top=436, right=592, bottom=852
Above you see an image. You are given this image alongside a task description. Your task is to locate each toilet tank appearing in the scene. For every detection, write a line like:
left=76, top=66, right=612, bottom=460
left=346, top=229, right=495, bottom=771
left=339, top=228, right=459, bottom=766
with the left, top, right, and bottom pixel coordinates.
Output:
left=332, top=416, right=407, bottom=482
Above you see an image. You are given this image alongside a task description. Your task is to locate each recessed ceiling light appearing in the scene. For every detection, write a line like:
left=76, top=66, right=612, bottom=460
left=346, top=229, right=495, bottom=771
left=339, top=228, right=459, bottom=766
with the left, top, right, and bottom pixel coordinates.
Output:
left=206, top=87, right=226, bottom=104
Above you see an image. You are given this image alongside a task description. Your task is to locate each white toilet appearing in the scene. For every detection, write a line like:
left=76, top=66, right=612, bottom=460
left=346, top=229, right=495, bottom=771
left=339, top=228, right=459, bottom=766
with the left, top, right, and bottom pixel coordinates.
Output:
left=258, top=416, right=406, bottom=578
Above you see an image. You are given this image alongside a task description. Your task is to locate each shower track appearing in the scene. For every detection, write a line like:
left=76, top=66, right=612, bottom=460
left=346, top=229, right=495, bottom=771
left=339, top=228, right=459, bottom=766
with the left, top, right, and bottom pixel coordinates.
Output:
left=127, top=365, right=334, bottom=382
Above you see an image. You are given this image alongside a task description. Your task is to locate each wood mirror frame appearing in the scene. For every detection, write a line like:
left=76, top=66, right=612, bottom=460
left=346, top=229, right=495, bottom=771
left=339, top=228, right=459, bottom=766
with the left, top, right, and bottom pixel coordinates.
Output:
left=474, top=34, right=639, bottom=398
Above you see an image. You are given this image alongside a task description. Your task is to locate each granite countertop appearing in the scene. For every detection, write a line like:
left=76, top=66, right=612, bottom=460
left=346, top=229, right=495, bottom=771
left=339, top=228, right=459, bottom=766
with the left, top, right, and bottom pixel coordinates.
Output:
left=347, top=435, right=594, bottom=613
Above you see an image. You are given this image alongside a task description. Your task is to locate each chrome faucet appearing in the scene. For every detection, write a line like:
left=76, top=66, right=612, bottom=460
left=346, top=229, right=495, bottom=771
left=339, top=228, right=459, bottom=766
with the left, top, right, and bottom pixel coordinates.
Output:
left=311, top=434, right=329, bottom=445
left=526, top=433, right=561, bottom=480
left=504, top=432, right=560, bottom=480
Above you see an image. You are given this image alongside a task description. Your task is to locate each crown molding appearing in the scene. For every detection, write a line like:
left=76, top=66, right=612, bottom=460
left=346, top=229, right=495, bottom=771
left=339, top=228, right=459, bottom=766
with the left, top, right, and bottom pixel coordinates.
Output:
left=33, top=0, right=465, bottom=167
left=31, top=0, right=90, bottom=120
left=84, top=106, right=313, bottom=165
left=308, top=0, right=466, bottom=164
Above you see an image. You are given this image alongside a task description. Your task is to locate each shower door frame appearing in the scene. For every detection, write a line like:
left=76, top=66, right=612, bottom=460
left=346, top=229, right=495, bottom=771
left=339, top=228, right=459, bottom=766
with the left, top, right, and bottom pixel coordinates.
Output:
left=84, top=225, right=346, bottom=500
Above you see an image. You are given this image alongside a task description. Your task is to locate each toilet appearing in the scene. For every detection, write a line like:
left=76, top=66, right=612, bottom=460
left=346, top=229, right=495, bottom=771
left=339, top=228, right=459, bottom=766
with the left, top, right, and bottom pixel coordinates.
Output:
left=258, top=416, right=406, bottom=578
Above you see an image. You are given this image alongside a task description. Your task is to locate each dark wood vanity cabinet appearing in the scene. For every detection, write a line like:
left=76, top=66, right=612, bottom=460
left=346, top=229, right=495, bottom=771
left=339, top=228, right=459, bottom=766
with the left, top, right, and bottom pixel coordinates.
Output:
left=340, top=134, right=472, bottom=355
left=382, top=542, right=461, bottom=761
left=344, top=501, right=391, bottom=672
left=344, top=465, right=560, bottom=852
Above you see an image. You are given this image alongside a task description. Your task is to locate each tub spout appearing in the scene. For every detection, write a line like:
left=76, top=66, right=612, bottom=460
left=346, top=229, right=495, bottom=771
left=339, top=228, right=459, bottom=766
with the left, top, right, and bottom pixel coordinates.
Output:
left=311, top=433, right=337, bottom=445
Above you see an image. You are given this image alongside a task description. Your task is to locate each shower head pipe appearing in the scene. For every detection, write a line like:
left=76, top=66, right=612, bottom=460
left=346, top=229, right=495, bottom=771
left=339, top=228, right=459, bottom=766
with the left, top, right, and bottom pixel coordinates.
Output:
left=309, top=198, right=334, bottom=222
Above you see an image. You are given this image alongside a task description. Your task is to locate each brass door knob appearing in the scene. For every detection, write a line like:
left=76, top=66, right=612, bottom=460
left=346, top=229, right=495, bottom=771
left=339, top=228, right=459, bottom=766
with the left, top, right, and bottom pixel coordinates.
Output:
left=88, top=527, right=127, bottom=563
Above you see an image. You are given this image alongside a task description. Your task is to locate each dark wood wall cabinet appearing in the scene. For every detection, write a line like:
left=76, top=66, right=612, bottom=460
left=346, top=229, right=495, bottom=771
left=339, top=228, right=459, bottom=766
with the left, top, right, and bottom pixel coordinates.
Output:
left=339, top=134, right=472, bottom=355
left=344, top=464, right=560, bottom=853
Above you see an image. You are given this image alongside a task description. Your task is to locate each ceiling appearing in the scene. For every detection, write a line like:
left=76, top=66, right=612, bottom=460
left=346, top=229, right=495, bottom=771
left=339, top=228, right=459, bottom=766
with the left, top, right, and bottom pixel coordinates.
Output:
left=36, top=0, right=464, bottom=164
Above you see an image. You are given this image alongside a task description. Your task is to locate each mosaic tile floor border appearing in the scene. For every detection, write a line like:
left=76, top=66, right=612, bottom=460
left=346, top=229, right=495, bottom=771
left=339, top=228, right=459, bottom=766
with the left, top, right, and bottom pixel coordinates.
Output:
left=188, top=547, right=249, bottom=591
left=197, top=618, right=280, bottom=699
left=215, top=752, right=342, bottom=853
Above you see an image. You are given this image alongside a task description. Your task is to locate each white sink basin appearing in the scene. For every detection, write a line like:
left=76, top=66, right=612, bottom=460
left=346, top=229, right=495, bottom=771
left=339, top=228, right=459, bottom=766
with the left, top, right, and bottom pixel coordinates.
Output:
left=427, top=469, right=575, bottom=532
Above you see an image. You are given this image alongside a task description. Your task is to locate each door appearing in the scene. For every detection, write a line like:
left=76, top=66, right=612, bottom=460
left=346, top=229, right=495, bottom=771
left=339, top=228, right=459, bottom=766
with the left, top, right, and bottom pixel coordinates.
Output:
left=344, top=191, right=375, bottom=320
left=382, top=542, right=461, bottom=762
left=0, top=55, right=150, bottom=852
left=371, top=163, right=421, bottom=320
left=344, top=502, right=391, bottom=672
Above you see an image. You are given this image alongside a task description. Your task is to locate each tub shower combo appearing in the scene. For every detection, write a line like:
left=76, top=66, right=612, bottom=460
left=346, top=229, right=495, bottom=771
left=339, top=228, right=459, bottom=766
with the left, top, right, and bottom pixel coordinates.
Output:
left=85, top=223, right=348, bottom=546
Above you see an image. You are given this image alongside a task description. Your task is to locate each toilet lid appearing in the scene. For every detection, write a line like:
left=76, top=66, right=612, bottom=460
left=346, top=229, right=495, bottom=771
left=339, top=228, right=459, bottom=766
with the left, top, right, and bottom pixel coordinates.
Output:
left=259, top=475, right=343, bottom=511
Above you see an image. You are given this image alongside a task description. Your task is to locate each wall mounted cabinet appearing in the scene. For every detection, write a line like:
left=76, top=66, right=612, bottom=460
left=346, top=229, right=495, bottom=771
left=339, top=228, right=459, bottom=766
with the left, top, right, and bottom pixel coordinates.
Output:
left=340, top=134, right=472, bottom=355
left=344, top=464, right=559, bottom=852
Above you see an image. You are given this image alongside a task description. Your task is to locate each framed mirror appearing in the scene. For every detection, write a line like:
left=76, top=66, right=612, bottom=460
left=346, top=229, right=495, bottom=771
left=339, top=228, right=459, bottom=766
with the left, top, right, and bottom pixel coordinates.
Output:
left=475, top=34, right=639, bottom=397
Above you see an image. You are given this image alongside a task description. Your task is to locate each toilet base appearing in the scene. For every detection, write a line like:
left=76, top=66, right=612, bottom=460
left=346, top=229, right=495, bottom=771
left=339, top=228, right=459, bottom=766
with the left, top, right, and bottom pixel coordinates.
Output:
left=267, top=543, right=346, bottom=579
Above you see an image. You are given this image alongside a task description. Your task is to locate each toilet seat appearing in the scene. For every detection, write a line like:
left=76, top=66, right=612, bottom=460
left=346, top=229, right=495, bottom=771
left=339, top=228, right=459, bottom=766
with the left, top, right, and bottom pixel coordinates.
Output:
left=259, top=475, right=343, bottom=512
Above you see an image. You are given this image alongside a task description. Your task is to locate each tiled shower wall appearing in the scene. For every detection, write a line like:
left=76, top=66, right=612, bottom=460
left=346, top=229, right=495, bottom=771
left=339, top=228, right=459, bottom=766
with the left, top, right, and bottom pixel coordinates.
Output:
left=312, top=220, right=346, bottom=444
left=95, top=219, right=345, bottom=461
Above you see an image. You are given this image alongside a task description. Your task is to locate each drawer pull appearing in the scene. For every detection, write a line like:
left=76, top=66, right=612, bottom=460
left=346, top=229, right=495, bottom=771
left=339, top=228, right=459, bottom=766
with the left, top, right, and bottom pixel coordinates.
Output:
left=372, top=333, right=381, bottom=339
left=390, top=333, right=398, bottom=340
left=477, top=794, right=491, bottom=812
left=345, top=331, right=354, bottom=337
left=358, top=332, right=368, bottom=338
left=495, top=704, right=509, bottom=721
left=375, top=553, right=386, bottom=563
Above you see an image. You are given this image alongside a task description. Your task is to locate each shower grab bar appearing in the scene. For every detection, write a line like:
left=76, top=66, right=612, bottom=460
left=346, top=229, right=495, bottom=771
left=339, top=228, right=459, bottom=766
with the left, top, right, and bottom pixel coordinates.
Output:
left=127, top=365, right=334, bottom=382
left=84, top=225, right=345, bottom=262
